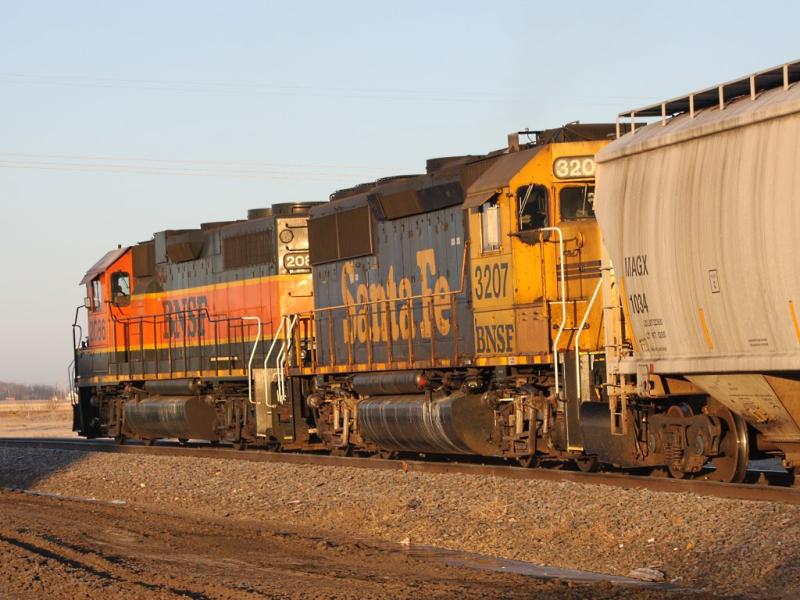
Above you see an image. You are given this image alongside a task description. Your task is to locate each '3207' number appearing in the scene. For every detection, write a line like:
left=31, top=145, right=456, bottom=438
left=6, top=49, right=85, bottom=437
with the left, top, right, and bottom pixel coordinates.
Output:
left=474, top=262, right=509, bottom=300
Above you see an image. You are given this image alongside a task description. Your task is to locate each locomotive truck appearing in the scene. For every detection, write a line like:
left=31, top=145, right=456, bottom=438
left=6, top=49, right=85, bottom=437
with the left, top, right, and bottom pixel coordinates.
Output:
left=72, top=59, right=800, bottom=483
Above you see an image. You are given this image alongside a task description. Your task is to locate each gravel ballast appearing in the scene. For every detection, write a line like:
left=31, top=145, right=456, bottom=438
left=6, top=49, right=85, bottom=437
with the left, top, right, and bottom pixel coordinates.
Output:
left=1, top=447, right=797, bottom=598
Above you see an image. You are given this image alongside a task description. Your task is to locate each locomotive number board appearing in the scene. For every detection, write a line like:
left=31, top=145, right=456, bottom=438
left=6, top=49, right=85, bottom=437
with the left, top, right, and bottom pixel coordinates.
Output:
left=553, top=155, right=595, bottom=179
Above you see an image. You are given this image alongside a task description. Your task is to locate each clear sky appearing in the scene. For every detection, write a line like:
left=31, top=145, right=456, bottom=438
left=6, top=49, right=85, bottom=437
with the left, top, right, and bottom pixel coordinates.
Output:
left=1, top=0, right=798, bottom=386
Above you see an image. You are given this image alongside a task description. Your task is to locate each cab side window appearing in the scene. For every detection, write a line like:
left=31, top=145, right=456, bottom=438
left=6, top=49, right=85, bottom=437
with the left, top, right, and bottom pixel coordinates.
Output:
left=560, top=185, right=595, bottom=220
left=111, top=272, right=131, bottom=306
left=517, top=184, right=549, bottom=231
left=90, top=278, right=102, bottom=311
left=480, top=196, right=501, bottom=253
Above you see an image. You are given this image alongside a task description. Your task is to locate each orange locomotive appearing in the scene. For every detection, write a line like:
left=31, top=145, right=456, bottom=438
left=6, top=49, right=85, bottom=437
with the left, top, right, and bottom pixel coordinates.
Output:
left=72, top=203, right=320, bottom=447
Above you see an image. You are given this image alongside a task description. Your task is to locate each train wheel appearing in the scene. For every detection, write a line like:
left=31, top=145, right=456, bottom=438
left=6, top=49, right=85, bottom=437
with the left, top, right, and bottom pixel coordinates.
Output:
left=330, top=445, right=352, bottom=457
left=516, top=454, right=539, bottom=468
left=233, top=440, right=248, bottom=451
left=114, top=435, right=127, bottom=446
left=706, top=402, right=749, bottom=483
left=667, top=463, right=690, bottom=479
left=574, top=455, right=599, bottom=473
left=371, top=449, right=397, bottom=460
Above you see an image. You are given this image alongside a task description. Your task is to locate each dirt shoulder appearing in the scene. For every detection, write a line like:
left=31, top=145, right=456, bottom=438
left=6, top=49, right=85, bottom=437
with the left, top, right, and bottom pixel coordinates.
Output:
left=1, top=447, right=795, bottom=597
left=0, top=488, right=705, bottom=600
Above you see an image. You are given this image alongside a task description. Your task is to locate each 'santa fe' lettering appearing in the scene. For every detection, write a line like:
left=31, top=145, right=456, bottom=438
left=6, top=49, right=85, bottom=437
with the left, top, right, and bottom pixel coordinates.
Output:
left=624, top=254, right=649, bottom=277
left=341, top=248, right=451, bottom=344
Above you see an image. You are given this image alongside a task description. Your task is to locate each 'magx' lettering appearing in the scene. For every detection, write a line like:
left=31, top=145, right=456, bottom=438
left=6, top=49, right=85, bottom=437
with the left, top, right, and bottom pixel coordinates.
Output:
left=341, top=249, right=451, bottom=343
left=162, top=295, right=209, bottom=339
left=475, top=323, right=515, bottom=353
left=624, top=254, right=649, bottom=277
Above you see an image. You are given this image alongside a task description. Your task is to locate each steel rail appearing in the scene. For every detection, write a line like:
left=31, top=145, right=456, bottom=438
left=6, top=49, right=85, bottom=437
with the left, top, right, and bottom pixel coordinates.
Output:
left=0, top=437, right=797, bottom=505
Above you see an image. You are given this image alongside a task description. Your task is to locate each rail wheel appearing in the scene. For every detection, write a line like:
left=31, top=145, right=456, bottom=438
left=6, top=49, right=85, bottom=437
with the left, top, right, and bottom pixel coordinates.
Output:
left=375, top=449, right=397, bottom=460
left=516, top=454, right=539, bottom=468
left=706, top=402, right=749, bottom=483
left=114, top=435, right=127, bottom=446
left=330, top=445, right=352, bottom=457
left=233, top=439, right=248, bottom=451
left=667, top=463, right=692, bottom=480
left=574, top=455, right=599, bottom=473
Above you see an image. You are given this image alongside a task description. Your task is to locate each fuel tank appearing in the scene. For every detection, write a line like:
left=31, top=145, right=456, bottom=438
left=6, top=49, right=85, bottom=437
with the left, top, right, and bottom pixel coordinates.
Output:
left=124, top=395, right=219, bottom=440
left=142, top=378, right=203, bottom=395
left=357, top=392, right=497, bottom=455
left=352, top=371, right=425, bottom=396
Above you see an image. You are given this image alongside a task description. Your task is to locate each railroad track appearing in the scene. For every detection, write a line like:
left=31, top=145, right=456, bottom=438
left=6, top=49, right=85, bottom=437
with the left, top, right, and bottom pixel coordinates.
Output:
left=1, top=437, right=798, bottom=506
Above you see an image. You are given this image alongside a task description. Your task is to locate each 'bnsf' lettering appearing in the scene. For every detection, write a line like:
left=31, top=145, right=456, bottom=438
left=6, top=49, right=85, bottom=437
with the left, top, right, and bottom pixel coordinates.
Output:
left=162, top=295, right=209, bottom=339
left=475, top=323, right=515, bottom=354
left=624, top=254, right=649, bottom=277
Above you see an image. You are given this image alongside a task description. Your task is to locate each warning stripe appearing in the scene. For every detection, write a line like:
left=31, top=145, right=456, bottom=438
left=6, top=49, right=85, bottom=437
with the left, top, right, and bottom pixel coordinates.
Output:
left=698, top=308, right=714, bottom=350
left=790, top=300, right=800, bottom=344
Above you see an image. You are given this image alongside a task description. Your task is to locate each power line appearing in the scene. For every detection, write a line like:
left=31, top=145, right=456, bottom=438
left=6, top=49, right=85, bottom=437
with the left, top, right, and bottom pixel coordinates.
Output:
left=0, top=159, right=381, bottom=182
left=0, top=72, right=659, bottom=105
left=0, top=151, right=405, bottom=172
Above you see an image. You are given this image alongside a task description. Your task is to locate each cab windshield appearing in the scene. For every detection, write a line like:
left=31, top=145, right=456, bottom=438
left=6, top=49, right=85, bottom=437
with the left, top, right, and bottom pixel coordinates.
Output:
left=517, top=184, right=548, bottom=231
left=559, top=185, right=595, bottom=220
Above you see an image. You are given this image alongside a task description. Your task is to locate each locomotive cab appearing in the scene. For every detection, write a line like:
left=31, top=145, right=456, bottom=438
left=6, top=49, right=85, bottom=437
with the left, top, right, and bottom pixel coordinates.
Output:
left=458, top=128, right=613, bottom=460
left=465, top=128, right=612, bottom=387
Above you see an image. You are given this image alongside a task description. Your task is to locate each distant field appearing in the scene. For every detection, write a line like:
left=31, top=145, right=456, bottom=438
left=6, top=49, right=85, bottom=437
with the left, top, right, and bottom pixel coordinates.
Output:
left=0, top=399, right=71, bottom=413
left=0, top=399, right=73, bottom=438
